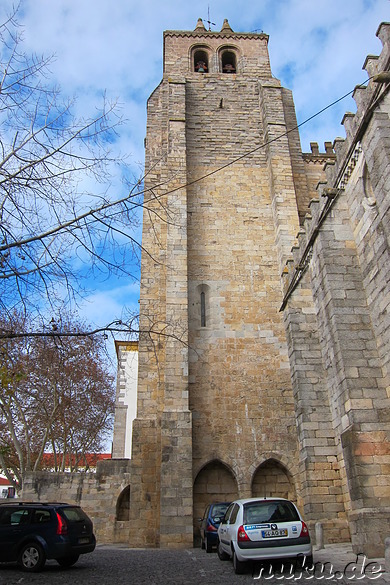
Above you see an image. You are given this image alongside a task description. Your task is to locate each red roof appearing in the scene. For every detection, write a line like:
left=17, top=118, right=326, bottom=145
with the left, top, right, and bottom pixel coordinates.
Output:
left=42, top=453, right=111, bottom=467
left=0, top=477, right=11, bottom=486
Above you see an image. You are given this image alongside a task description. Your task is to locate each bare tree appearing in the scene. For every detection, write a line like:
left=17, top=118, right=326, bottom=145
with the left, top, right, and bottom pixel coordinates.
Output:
left=0, top=5, right=143, bottom=320
left=0, top=310, right=115, bottom=488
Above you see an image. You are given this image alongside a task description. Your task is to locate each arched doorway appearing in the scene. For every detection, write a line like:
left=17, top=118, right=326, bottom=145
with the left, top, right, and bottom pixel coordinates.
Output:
left=252, top=459, right=296, bottom=501
left=116, top=485, right=130, bottom=521
left=193, top=460, right=238, bottom=546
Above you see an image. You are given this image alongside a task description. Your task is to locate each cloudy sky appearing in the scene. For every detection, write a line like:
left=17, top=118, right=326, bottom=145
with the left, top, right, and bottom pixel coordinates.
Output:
left=2, top=0, right=389, bottom=336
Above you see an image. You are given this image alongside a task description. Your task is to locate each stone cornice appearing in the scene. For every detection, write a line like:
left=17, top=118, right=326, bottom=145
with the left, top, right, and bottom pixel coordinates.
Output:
left=302, top=153, right=336, bottom=164
left=164, top=30, right=269, bottom=42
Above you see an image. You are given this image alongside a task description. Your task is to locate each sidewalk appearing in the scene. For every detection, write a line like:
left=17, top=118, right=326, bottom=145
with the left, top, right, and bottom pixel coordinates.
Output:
left=311, top=543, right=389, bottom=583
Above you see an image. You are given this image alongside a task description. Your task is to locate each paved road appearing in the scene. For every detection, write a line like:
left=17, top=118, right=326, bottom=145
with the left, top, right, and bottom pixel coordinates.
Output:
left=0, top=544, right=388, bottom=585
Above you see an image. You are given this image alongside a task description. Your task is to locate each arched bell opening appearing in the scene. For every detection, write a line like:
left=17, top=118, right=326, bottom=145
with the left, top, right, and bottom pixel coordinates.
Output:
left=221, top=50, right=237, bottom=73
left=193, top=49, right=209, bottom=73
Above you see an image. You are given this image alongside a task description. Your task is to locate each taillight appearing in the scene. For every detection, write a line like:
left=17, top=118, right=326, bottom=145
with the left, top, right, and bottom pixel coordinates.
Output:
left=237, top=525, right=250, bottom=542
left=56, top=512, right=68, bottom=535
left=300, top=521, right=309, bottom=537
left=207, top=522, right=217, bottom=532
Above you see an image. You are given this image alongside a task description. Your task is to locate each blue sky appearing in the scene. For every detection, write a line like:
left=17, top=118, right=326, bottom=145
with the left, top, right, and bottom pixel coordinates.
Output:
left=2, top=0, right=389, bottom=338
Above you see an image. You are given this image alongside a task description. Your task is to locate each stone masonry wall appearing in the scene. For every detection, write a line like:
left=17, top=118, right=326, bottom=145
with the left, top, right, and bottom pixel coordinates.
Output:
left=282, top=22, right=390, bottom=557
left=186, top=71, right=300, bottom=498
left=22, top=460, right=132, bottom=544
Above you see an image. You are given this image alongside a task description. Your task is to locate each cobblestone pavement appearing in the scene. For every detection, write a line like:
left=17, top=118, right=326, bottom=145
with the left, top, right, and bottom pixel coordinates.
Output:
left=0, top=544, right=388, bottom=585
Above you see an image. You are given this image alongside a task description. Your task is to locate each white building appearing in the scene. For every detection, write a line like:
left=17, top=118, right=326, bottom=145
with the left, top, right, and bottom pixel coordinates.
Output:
left=112, top=341, right=138, bottom=459
left=0, top=476, right=16, bottom=498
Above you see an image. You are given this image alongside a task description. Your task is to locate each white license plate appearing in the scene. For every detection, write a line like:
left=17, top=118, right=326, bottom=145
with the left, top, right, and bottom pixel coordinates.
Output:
left=261, top=529, right=288, bottom=538
left=79, top=537, right=90, bottom=544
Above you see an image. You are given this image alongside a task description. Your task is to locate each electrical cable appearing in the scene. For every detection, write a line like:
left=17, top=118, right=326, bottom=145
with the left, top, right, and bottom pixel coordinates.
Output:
left=140, top=76, right=373, bottom=200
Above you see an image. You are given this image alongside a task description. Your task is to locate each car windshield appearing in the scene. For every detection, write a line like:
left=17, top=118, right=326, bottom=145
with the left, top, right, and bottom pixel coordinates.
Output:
left=211, top=503, right=229, bottom=519
left=243, top=500, right=299, bottom=524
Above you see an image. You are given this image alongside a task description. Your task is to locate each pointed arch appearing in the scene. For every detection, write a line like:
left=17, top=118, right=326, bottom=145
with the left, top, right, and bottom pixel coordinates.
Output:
left=116, top=485, right=130, bottom=521
left=193, top=459, right=238, bottom=546
left=251, top=458, right=296, bottom=502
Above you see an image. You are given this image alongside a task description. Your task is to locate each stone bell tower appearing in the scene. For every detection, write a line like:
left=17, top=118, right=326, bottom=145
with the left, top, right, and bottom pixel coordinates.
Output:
left=129, top=18, right=334, bottom=548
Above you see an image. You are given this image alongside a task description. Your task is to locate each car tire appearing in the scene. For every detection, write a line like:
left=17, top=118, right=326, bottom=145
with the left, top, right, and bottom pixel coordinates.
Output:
left=205, top=536, right=213, bottom=553
left=217, top=539, right=230, bottom=561
left=57, top=554, right=80, bottom=568
left=233, top=549, right=246, bottom=574
left=18, top=542, right=46, bottom=572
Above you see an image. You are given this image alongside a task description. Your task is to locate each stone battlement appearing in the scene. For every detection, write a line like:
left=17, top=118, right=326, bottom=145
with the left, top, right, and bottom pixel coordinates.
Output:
left=282, top=21, right=390, bottom=298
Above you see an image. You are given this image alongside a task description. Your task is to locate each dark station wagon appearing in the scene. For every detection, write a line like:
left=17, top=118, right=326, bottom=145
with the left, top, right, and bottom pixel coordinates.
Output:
left=0, top=501, right=96, bottom=572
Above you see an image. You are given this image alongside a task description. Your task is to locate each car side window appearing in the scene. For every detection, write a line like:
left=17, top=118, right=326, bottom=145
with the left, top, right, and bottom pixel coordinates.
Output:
left=0, top=508, right=11, bottom=525
left=229, top=504, right=240, bottom=524
left=0, top=508, right=30, bottom=526
left=32, top=509, right=52, bottom=524
left=221, top=503, right=235, bottom=525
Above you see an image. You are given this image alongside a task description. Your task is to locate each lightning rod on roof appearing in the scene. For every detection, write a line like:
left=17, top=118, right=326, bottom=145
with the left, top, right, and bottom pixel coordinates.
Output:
left=204, top=5, right=216, bottom=31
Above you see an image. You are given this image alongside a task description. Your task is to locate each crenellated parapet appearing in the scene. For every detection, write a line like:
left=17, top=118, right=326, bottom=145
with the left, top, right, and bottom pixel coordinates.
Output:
left=303, top=140, right=336, bottom=164
left=281, top=21, right=390, bottom=307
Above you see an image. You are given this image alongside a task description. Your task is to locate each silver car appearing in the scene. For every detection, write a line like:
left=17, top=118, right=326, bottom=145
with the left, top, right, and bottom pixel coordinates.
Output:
left=217, top=497, right=313, bottom=574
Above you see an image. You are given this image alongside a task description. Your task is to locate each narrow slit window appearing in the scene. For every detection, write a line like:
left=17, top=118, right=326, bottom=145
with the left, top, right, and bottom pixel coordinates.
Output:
left=201, top=291, right=206, bottom=327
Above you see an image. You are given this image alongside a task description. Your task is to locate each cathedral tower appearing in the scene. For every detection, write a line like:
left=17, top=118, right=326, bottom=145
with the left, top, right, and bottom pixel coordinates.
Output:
left=20, top=19, right=389, bottom=557
left=129, top=18, right=332, bottom=547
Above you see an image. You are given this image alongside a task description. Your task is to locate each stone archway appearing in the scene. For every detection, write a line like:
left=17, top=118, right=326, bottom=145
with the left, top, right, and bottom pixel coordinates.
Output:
left=252, top=459, right=296, bottom=502
left=193, top=460, right=238, bottom=546
left=116, top=485, right=130, bottom=521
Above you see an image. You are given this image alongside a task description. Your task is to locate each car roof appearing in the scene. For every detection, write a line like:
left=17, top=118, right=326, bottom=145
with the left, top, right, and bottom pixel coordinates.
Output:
left=0, top=502, right=74, bottom=507
left=231, top=497, right=291, bottom=505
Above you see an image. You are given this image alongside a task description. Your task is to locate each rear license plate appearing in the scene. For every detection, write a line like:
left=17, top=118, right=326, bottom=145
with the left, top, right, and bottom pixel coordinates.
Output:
left=79, top=537, right=90, bottom=544
left=262, top=529, right=288, bottom=538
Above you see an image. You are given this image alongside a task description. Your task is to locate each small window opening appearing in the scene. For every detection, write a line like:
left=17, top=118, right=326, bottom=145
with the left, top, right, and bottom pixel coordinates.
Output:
left=194, top=50, right=209, bottom=73
left=222, top=51, right=236, bottom=74
left=201, top=291, right=206, bottom=327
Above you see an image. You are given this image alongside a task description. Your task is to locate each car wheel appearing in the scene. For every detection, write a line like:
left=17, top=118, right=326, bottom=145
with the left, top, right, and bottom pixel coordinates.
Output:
left=217, top=539, right=230, bottom=561
left=57, top=554, right=80, bottom=568
left=233, top=549, right=246, bottom=574
left=18, top=542, right=46, bottom=572
left=205, top=536, right=213, bottom=553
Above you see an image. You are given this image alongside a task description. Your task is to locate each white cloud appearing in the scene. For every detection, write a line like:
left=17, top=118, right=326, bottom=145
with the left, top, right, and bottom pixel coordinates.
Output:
left=80, top=282, right=140, bottom=329
left=11, top=0, right=388, bottom=155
